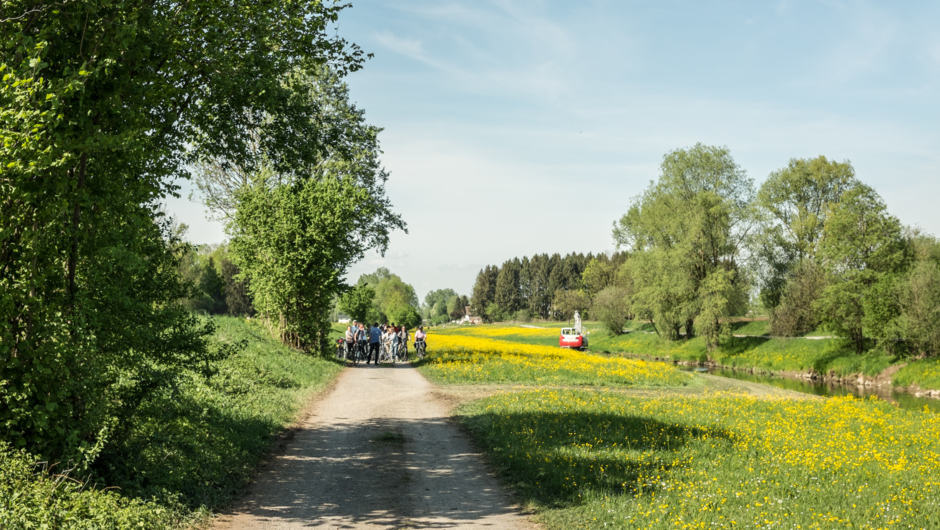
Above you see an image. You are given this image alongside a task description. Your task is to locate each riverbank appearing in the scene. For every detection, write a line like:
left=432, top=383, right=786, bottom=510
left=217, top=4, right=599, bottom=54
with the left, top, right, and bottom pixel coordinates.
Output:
left=446, top=321, right=940, bottom=396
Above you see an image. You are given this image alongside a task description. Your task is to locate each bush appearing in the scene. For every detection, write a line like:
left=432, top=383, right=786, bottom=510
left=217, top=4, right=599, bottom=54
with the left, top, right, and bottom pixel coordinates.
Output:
left=593, top=286, right=631, bottom=335
left=511, top=309, right=532, bottom=322
left=899, top=260, right=940, bottom=357
left=0, top=443, right=186, bottom=529
left=770, top=263, right=825, bottom=336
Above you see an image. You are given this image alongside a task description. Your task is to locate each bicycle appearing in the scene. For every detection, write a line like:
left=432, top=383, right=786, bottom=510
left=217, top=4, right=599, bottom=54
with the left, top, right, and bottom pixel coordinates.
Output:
left=414, top=340, right=427, bottom=360
left=335, top=339, right=347, bottom=360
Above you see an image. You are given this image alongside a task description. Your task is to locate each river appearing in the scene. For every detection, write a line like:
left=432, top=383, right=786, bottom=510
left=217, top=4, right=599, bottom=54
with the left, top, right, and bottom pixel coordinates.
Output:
left=677, top=365, right=940, bottom=413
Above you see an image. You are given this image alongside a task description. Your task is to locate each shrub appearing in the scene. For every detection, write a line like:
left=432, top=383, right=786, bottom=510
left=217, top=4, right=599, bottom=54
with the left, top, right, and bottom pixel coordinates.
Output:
left=593, top=286, right=631, bottom=335
left=770, top=262, right=825, bottom=336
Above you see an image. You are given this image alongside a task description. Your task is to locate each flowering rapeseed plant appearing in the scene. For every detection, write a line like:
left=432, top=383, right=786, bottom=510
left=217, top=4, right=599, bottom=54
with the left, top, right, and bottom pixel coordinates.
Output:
left=419, top=328, right=692, bottom=387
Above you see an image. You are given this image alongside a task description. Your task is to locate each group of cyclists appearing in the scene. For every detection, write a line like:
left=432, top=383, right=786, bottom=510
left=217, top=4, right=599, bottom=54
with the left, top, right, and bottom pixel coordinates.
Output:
left=337, top=321, right=428, bottom=365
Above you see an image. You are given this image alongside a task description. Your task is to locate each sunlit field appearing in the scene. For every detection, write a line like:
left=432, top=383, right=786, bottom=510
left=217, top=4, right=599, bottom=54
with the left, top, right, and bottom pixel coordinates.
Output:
left=419, top=326, right=693, bottom=388
left=458, top=389, right=940, bottom=530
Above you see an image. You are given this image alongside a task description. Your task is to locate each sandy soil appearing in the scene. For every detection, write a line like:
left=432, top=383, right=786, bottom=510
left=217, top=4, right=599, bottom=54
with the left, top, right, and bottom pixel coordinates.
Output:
left=211, top=363, right=538, bottom=530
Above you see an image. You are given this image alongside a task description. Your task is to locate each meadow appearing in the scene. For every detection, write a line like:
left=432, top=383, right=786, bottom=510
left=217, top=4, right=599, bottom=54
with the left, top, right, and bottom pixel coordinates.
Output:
left=426, top=323, right=940, bottom=529
left=0, top=316, right=343, bottom=528
left=458, top=389, right=940, bottom=529
left=446, top=322, right=940, bottom=390
left=417, top=326, right=693, bottom=388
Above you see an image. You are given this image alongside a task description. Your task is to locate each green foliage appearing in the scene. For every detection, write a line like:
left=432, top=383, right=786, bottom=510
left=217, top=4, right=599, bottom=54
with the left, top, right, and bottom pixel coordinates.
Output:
left=484, top=302, right=510, bottom=323
left=755, top=156, right=858, bottom=311
left=511, top=309, right=533, bottom=322
left=816, top=184, right=911, bottom=352
left=368, top=272, right=420, bottom=325
left=1, top=316, right=341, bottom=527
left=495, top=259, right=523, bottom=313
left=0, top=443, right=187, bottom=529
left=552, top=288, right=591, bottom=321
left=220, top=257, right=253, bottom=316
left=231, top=171, right=402, bottom=351
left=768, top=262, right=826, bottom=336
left=448, top=294, right=470, bottom=320
left=898, top=260, right=940, bottom=357
left=1, top=0, right=366, bottom=468
left=471, top=265, right=499, bottom=318
left=592, top=286, right=631, bottom=335
left=614, top=144, right=754, bottom=341
left=893, top=358, right=940, bottom=390
left=93, top=316, right=341, bottom=509
left=424, top=288, right=459, bottom=320
left=581, top=252, right=630, bottom=297
left=339, top=284, right=376, bottom=324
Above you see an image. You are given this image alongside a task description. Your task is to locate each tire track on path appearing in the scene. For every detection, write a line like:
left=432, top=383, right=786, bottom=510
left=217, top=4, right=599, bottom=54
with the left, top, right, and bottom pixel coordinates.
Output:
left=212, top=363, right=537, bottom=529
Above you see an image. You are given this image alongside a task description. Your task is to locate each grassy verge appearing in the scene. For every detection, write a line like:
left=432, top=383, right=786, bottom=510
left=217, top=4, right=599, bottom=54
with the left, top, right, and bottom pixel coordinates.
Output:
left=893, top=358, right=940, bottom=390
left=417, top=328, right=694, bottom=388
left=1, top=316, right=343, bottom=529
left=457, top=389, right=940, bottom=529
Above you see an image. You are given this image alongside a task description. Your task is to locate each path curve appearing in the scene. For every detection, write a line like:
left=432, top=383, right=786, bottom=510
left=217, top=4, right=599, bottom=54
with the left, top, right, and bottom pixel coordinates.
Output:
left=212, top=363, right=536, bottom=529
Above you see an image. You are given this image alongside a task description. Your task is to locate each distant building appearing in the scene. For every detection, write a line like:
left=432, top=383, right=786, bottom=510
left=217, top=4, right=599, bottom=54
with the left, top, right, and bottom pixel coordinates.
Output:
left=460, top=306, right=482, bottom=325
left=337, top=314, right=351, bottom=323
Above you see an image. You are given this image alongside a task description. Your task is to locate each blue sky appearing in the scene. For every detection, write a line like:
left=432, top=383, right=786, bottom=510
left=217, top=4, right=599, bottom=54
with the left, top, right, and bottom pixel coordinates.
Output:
left=166, top=0, right=940, bottom=302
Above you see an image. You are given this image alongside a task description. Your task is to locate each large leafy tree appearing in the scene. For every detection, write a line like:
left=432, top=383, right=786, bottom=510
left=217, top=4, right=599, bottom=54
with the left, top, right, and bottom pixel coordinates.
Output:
left=615, top=144, right=755, bottom=344
left=756, top=156, right=858, bottom=333
left=339, top=284, right=376, bottom=324
left=815, top=184, right=911, bottom=353
left=2, top=0, right=365, bottom=463
left=231, top=171, right=401, bottom=350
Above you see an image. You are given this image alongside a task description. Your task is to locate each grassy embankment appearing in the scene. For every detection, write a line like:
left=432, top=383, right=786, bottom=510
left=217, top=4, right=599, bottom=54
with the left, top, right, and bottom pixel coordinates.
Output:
left=1, top=316, right=343, bottom=529
left=475, top=320, right=940, bottom=391
left=421, top=324, right=940, bottom=529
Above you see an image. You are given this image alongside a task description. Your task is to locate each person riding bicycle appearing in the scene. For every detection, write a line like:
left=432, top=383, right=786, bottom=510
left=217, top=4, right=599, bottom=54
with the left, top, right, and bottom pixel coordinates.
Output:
left=398, top=326, right=409, bottom=362
left=414, top=326, right=427, bottom=357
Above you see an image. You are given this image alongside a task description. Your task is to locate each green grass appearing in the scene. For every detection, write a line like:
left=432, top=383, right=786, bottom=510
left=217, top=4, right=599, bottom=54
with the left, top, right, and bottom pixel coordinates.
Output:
left=461, top=321, right=901, bottom=380
left=893, top=358, right=940, bottom=390
left=1, top=316, right=343, bottom=528
left=591, top=331, right=896, bottom=377
left=456, top=388, right=940, bottom=530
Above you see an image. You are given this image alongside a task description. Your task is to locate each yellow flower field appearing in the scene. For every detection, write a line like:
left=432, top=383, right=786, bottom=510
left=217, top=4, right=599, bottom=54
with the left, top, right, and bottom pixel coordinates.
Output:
left=419, top=327, right=692, bottom=387
left=459, top=389, right=940, bottom=529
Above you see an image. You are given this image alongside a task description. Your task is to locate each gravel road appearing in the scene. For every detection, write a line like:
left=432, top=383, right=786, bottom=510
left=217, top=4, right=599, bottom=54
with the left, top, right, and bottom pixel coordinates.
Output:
left=212, top=363, right=536, bottom=529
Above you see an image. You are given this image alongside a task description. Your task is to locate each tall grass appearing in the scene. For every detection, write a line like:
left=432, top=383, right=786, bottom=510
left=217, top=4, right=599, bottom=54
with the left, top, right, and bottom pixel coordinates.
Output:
left=1, top=316, right=343, bottom=528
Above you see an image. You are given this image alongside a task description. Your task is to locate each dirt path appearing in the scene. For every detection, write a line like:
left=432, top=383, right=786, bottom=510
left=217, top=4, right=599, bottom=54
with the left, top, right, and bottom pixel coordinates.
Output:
left=212, top=363, right=537, bottom=530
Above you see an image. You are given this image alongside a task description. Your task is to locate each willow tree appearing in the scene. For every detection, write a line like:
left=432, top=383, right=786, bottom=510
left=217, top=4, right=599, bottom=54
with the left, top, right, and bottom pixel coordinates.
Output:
left=614, top=144, right=755, bottom=348
left=756, top=156, right=859, bottom=334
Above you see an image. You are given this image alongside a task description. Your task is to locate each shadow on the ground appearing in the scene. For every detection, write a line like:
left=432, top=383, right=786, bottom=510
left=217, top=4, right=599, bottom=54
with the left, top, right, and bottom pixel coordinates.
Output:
left=458, top=409, right=736, bottom=509
left=218, top=408, right=525, bottom=528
